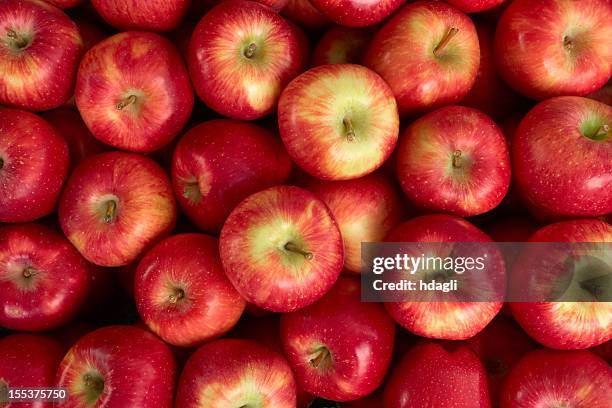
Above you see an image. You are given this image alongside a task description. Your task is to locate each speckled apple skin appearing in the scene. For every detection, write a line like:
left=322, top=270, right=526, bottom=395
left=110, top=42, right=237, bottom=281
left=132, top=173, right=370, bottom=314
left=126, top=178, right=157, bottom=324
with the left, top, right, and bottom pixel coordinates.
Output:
left=0, top=108, right=69, bottom=223
left=0, top=0, right=82, bottom=111
left=91, top=0, right=190, bottom=31
left=445, top=0, right=504, bottom=13
left=309, top=0, right=406, bottom=27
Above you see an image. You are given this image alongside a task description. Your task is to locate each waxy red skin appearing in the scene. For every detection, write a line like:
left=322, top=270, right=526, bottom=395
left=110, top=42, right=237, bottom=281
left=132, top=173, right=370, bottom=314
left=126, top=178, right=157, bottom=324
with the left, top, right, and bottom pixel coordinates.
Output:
left=397, top=106, right=511, bottom=217
left=0, top=109, right=69, bottom=223
left=309, top=0, right=405, bottom=27
left=500, top=349, right=612, bottom=408
left=59, top=152, right=177, bottom=267
left=135, top=233, right=246, bottom=348
left=188, top=0, right=307, bottom=120
left=513, top=97, right=612, bottom=219
left=172, top=119, right=292, bottom=233
left=76, top=31, right=193, bottom=153
left=494, top=0, right=612, bottom=100
left=43, top=0, right=84, bottom=8
left=281, top=278, right=395, bottom=401
left=384, top=214, right=504, bottom=340
left=0, top=223, right=91, bottom=331
left=312, top=26, right=372, bottom=66
left=55, top=326, right=176, bottom=408
left=91, top=0, right=190, bottom=31
left=0, top=0, right=82, bottom=111
left=0, top=334, right=65, bottom=408
left=281, top=0, right=330, bottom=29
left=176, top=339, right=297, bottom=408
left=510, top=219, right=612, bottom=350
left=384, top=342, right=491, bottom=408
left=445, top=0, right=504, bottom=13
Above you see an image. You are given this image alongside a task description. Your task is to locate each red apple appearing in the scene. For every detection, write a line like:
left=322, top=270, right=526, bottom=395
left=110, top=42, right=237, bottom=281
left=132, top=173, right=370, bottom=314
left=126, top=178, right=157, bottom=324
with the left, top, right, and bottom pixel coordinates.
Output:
left=445, top=0, right=504, bottom=13
left=175, top=339, right=296, bottom=408
left=397, top=105, right=510, bottom=216
left=281, top=277, right=395, bottom=401
left=76, top=31, right=193, bottom=153
left=363, top=1, right=480, bottom=116
left=303, top=173, right=404, bottom=273
left=171, top=119, right=292, bottom=233
left=0, top=0, right=82, bottom=111
left=188, top=0, right=307, bottom=120
left=91, top=0, right=190, bottom=31
left=309, top=0, right=405, bottom=27
left=500, top=349, right=612, bottom=408
left=278, top=64, right=399, bottom=180
left=312, top=26, right=372, bottom=66
left=588, top=79, right=612, bottom=106
left=384, top=214, right=504, bottom=340
left=494, top=0, right=612, bottom=100
left=256, top=0, right=289, bottom=11
left=135, top=233, right=246, bottom=347
left=281, top=0, right=330, bottom=30
left=513, top=96, right=611, bottom=219
left=43, top=0, right=83, bottom=8
left=0, top=223, right=91, bottom=331
left=220, top=186, right=343, bottom=312
left=59, top=152, right=177, bottom=267
left=384, top=342, right=490, bottom=408
left=0, top=108, right=69, bottom=223
left=55, top=326, right=176, bottom=407
left=510, top=219, right=612, bottom=349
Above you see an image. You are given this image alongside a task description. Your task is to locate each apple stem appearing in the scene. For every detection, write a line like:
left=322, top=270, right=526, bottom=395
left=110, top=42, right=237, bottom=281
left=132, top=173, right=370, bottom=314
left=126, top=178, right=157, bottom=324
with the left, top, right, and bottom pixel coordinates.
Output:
left=284, top=242, right=313, bottom=260
left=243, top=42, right=258, bottom=59
left=6, top=29, right=28, bottom=49
left=103, top=200, right=117, bottom=224
left=563, top=36, right=573, bottom=50
left=452, top=150, right=462, bottom=168
left=434, top=27, right=459, bottom=56
left=168, top=288, right=185, bottom=304
left=116, top=94, right=137, bottom=110
left=22, top=266, right=36, bottom=279
left=342, top=117, right=356, bottom=142
left=592, top=124, right=609, bottom=139
left=310, top=347, right=331, bottom=369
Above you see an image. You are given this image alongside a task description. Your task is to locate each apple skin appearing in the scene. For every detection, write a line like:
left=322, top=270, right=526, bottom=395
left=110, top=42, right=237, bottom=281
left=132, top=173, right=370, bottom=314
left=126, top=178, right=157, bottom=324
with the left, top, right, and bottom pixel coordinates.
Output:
left=188, top=0, right=307, bottom=120
left=0, top=223, right=91, bottom=331
left=0, top=109, right=69, bottom=223
left=309, top=0, right=405, bottom=27
left=44, top=0, right=84, bottom=8
left=500, top=349, right=612, bottom=408
left=384, top=342, right=491, bottom=408
left=281, top=0, right=330, bottom=29
left=445, top=0, right=504, bottom=13
left=384, top=214, right=503, bottom=340
left=303, top=173, right=404, bottom=273
left=220, top=186, right=343, bottom=312
left=363, top=1, right=480, bottom=116
left=312, top=26, right=372, bottom=66
left=135, top=233, right=246, bottom=347
left=513, top=97, right=612, bottom=219
left=76, top=31, right=193, bottom=153
left=588, top=80, right=612, bottom=105
left=0, top=334, right=65, bottom=408
left=510, top=219, right=612, bottom=350
left=278, top=64, right=399, bottom=180
left=397, top=105, right=510, bottom=217
left=0, top=0, right=82, bottom=111
left=59, top=151, right=177, bottom=267
left=281, top=277, right=395, bottom=401
left=175, top=339, right=297, bottom=408
left=171, top=119, right=292, bottom=233
left=494, top=0, right=612, bottom=100
left=55, top=326, right=176, bottom=408
left=91, top=0, right=190, bottom=32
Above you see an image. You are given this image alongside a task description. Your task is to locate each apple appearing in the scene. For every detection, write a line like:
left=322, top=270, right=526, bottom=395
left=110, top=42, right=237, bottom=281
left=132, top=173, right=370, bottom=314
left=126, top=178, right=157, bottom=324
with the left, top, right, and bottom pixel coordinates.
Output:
left=384, top=214, right=504, bottom=340
left=0, top=0, right=82, bottom=111
left=171, top=119, right=292, bottom=233
left=55, top=326, right=176, bottom=407
left=397, top=105, right=510, bottom=217
left=309, top=0, right=405, bottom=27
left=500, top=349, right=612, bottom=408
left=91, top=0, right=190, bottom=31
left=591, top=340, right=612, bottom=365
left=281, top=277, right=395, bottom=401
left=588, top=79, right=612, bottom=106
left=219, top=185, right=343, bottom=312
left=175, top=339, right=296, bottom=408
left=0, top=223, right=91, bottom=331
left=445, top=0, right=505, bottom=13
left=303, top=172, right=404, bottom=273
left=44, top=0, right=84, bottom=8
left=0, top=108, right=69, bottom=223
left=278, top=64, right=399, bottom=180
left=188, top=0, right=307, bottom=120
left=494, top=0, right=612, bottom=100
left=72, top=16, right=107, bottom=53
left=135, top=233, right=246, bottom=347
left=76, top=31, right=193, bottom=153
left=363, top=1, right=479, bottom=116
left=513, top=96, right=611, bottom=219
left=281, top=0, right=330, bottom=30
left=255, top=0, right=289, bottom=11
left=59, top=151, right=177, bottom=267
left=312, top=26, right=372, bottom=66
left=510, top=219, right=612, bottom=350
left=384, top=342, right=490, bottom=408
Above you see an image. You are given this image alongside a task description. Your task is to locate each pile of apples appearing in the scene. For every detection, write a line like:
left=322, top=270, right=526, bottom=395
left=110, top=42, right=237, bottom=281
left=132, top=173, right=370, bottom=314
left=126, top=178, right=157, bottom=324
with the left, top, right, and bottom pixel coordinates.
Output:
left=0, top=0, right=611, bottom=406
